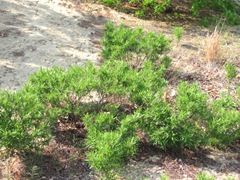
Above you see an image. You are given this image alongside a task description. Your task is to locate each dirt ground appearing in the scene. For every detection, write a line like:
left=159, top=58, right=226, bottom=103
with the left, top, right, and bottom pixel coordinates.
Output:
left=0, top=0, right=102, bottom=91
left=0, top=0, right=239, bottom=179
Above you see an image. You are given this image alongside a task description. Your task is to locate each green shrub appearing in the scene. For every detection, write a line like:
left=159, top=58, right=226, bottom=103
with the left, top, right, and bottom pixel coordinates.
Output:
left=96, top=60, right=135, bottom=100
left=0, top=90, right=53, bottom=152
left=82, top=59, right=168, bottom=174
left=192, top=0, right=240, bottom=25
left=139, top=100, right=173, bottom=149
left=24, top=64, right=97, bottom=104
left=101, top=22, right=171, bottom=66
left=170, top=82, right=211, bottom=148
left=208, top=95, right=240, bottom=146
left=129, top=60, right=167, bottom=106
left=142, top=82, right=211, bottom=149
left=176, top=82, right=210, bottom=121
left=177, top=82, right=210, bottom=148
left=86, top=130, right=137, bottom=178
left=24, top=67, right=67, bottom=105
left=2, top=20, right=240, bottom=179
left=84, top=113, right=138, bottom=178
left=23, top=64, right=97, bottom=122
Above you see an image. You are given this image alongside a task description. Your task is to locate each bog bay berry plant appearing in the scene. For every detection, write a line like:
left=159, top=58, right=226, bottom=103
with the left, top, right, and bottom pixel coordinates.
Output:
left=207, top=63, right=240, bottom=146
left=208, top=95, right=240, bottom=146
left=83, top=59, right=169, bottom=177
left=23, top=64, right=98, bottom=123
left=141, top=81, right=211, bottom=150
left=96, top=60, right=135, bottom=100
left=84, top=113, right=139, bottom=179
left=1, top=22, right=240, bottom=178
left=129, top=60, right=168, bottom=106
left=172, top=82, right=211, bottom=148
left=101, top=22, right=171, bottom=68
left=0, top=89, right=53, bottom=153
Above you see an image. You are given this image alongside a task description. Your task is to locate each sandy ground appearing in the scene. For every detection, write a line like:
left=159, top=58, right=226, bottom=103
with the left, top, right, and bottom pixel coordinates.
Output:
left=0, top=0, right=104, bottom=91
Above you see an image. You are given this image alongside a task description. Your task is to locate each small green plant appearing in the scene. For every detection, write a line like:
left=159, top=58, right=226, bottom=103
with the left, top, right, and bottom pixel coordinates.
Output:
left=160, top=173, right=170, bottom=180
left=135, top=10, right=145, bottom=18
left=27, top=166, right=41, bottom=180
left=196, top=172, right=215, bottom=180
left=99, top=0, right=120, bottom=6
left=174, top=12, right=180, bottom=19
left=198, top=17, right=211, bottom=27
left=225, top=62, right=238, bottom=82
left=237, top=86, right=240, bottom=99
left=225, top=62, right=238, bottom=93
left=173, top=27, right=184, bottom=45
left=96, top=60, right=134, bottom=100
left=130, top=0, right=172, bottom=16
left=129, top=60, right=168, bottom=106
left=224, top=177, right=236, bottom=180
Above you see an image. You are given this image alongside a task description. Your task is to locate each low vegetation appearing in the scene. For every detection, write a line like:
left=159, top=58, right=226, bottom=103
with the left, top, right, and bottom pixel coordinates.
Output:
left=0, top=22, right=239, bottom=179
left=96, top=0, right=240, bottom=25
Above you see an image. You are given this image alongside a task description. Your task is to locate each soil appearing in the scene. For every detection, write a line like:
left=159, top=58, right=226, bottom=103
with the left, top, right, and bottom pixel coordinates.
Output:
left=0, top=0, right=102, bottom=91
left=0, top=0, right=239, bottom=179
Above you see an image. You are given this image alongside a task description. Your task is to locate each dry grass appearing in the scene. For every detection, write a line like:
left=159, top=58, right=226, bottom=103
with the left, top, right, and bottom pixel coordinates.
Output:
left=204, top=26, right=221, bottom=62
left=0, top=155, right=24, bottom=180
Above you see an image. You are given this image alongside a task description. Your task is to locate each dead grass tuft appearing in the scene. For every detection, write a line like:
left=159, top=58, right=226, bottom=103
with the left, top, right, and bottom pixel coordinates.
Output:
left=0, top=155, right=24, bottom=180
left=204, top=26, right=221, bottom=62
